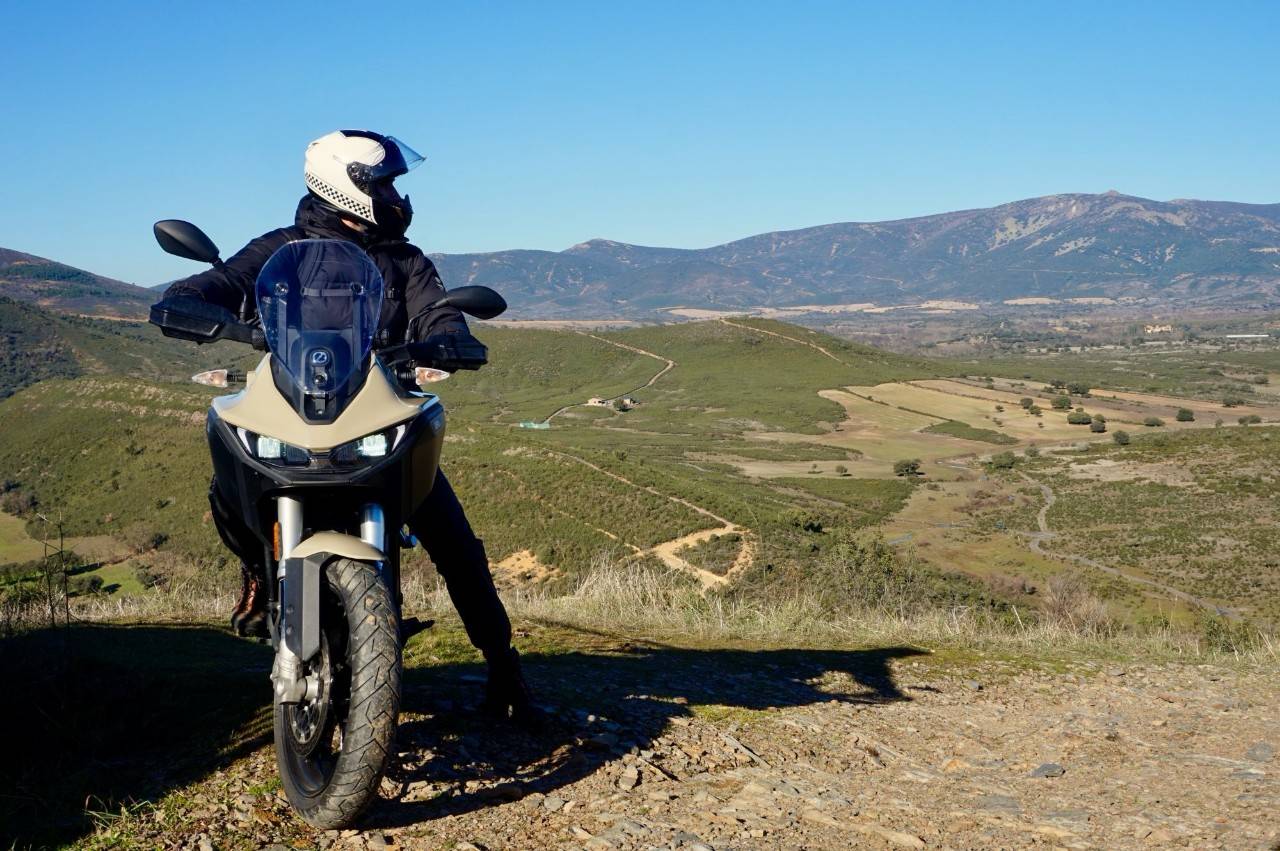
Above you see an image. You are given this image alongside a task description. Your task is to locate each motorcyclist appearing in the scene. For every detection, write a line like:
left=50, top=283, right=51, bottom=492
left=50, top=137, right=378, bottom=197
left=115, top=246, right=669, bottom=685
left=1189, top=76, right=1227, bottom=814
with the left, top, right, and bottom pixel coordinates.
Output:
left=162, top=130, right=538, bottom=724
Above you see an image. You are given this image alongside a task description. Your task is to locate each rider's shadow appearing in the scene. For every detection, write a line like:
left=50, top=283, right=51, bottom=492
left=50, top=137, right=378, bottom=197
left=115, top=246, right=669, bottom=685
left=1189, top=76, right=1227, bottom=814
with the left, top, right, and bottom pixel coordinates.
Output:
left=368, top=640, right=926, bottom=828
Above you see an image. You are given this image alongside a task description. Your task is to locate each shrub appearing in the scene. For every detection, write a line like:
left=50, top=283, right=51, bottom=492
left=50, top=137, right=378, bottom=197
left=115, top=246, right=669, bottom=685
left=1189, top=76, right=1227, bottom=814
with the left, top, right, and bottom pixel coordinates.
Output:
left=1222, top=396, right=1245, bottom=408
left=1019, top=397, right=1033, bottom=409
left=834, top=464, right=849, bottom=476
left=1066, top=382, right=1091, bottom=397
left=1027, top=404, right=1042, bottom=416
left=1025, top=446, right=1040, bottom=458
left=1112, top=430, right=1131, bottom=445
left=0, top=489, right=37, bottom=515
left=1051, top=396, right=1071, bottom=410
left=1067, top=411, right=1092, bottom=425
left=989, top=451, right=1017, bottom=469
left=134, top=567, right=166, bottom=589
left=893, top=459, right=922, bottom=477
left=122, top=523, right=167, bottom=553
left=1238, top=414, right=1262, bottom=425
left=1089, top=419, right=1107, bottom=433
left=69, top=575, right=104, bottom=596
left=1042, top=574, right=1111, bottom=634
left=1143, top=417, right=1164, bottom=427
left=1175, top=408, right=1195, bottom=422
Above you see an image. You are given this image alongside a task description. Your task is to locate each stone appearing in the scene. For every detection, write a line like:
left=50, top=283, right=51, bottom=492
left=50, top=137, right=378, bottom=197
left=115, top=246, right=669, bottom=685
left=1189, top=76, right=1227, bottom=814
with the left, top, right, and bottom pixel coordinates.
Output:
left=801, top=808, right=841, bottom=827
left=975, top=794, right=1021, bottom=814
left=1030, top=762, right=1066, bottom=778
left=618, top=766, right=641, bottom=790
left=542, top=796, right=565, bottom=812
left=1245, top=741, right=1275, bottom=762
left=964, top=680, right=983, bottom=691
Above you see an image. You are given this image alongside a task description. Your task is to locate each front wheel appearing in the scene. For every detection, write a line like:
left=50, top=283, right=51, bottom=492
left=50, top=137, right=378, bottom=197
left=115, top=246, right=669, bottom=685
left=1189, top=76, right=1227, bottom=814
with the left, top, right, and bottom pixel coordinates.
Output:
left=274, top=558, right=401, bottom=829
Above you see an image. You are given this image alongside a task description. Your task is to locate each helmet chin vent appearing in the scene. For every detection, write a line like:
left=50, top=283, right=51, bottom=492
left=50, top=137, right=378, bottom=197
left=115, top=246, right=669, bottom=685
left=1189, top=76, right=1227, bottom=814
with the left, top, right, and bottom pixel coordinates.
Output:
left=305, top=172, right=374, bottom=222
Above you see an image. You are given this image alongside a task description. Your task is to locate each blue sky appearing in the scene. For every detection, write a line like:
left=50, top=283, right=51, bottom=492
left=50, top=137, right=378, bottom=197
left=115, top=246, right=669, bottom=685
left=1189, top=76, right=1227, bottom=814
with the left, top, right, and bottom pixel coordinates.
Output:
left=2, top=0, right=1277, bottom=284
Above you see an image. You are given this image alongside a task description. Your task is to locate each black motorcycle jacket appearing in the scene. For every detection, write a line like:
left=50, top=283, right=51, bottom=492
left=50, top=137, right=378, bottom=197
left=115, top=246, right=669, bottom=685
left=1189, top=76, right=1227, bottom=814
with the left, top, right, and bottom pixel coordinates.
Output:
left=164, top=194, right=468, bottom=345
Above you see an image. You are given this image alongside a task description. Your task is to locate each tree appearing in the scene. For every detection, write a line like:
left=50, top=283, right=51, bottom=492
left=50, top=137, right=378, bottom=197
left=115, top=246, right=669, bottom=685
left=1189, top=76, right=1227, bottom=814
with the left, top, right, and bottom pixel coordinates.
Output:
left=1067, top=411, right=1092, bottom=425
left=1175, top=408, right=1194, bottom=422
left=1066, top=382, right=1091, bottom=397
left=1027, top=404, right=1042, bottom=416
left=1090, top=419, right=1107, bottom=433
left=834, top=464, right=850, bottom=476
left=1143, top=416, right=1164, bottom=427
left=1051, top=395, right=1071, bottom=410
left=1113, top=430, right=1131, bottom=445
left=1019, top=397, right=1034, bottom=409
left=893, top=459, right=922, bottom=477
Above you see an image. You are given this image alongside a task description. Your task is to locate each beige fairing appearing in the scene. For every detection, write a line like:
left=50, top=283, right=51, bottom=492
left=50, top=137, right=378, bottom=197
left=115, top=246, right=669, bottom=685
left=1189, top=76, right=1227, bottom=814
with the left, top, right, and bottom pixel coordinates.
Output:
left=292, top=531, right=385, bottom=561
left=212, top=355, right=432, bottom=450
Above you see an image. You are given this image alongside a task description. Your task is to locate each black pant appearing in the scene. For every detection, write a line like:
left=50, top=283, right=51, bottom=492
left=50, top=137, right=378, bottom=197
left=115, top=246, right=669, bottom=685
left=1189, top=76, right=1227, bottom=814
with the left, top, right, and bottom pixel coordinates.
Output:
left=209, top=470, right=512, bottom=657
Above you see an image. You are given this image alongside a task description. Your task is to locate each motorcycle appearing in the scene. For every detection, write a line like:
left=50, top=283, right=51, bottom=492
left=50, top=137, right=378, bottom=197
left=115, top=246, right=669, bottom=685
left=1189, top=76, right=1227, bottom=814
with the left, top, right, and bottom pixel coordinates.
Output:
left=148, top=220, right=506, bottom=828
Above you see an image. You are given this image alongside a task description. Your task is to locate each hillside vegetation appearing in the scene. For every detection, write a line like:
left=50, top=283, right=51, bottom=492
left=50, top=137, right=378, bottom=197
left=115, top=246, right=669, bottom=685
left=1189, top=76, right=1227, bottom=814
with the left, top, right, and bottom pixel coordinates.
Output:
left=0, top=297, right=240, bottom=398
left=2, top=315, right=1278, bottom=636
left=0, top=247, right=153, bottom=318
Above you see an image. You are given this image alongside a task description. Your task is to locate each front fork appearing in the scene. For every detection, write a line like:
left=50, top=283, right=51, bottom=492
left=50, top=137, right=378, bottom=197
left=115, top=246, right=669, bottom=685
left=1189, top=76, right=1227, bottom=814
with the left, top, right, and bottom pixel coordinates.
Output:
left=270, top=497, right=388, bottom=704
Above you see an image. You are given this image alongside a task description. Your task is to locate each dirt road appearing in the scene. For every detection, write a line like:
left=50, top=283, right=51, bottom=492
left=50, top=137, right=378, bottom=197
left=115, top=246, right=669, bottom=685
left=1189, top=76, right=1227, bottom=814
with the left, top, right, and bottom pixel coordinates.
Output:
left=1017, top=473, right=1236, bottom=618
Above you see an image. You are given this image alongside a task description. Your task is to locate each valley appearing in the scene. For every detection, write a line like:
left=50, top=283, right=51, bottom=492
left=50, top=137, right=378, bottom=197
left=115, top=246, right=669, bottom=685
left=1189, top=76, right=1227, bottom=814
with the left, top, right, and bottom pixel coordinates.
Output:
left=3, top=303, right=1279, bottom=850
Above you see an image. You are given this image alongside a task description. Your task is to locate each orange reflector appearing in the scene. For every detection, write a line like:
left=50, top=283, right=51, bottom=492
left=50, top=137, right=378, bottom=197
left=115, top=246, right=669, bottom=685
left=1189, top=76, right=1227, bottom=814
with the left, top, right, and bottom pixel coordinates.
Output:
left=272, top=522, right=281, bottom=562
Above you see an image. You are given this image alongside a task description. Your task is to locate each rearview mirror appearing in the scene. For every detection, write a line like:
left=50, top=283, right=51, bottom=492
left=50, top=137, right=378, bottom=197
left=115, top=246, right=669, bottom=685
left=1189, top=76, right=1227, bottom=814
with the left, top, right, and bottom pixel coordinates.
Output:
left=154, top=219, right=221, bottom=265
left=431, top=285, right=507, bottom=320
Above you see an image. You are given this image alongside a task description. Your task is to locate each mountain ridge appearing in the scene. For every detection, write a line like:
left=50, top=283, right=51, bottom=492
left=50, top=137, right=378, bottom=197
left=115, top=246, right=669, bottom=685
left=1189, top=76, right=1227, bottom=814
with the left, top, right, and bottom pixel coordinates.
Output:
left=4, top=191, right=1280, bottom=320
left=430, top=191, right=1280, bottom=317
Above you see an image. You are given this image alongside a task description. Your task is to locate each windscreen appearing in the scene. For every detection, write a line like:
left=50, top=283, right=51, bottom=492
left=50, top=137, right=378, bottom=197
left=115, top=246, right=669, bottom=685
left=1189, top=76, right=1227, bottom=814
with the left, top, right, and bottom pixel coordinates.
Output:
left=255, top=239, right=384, bottom=422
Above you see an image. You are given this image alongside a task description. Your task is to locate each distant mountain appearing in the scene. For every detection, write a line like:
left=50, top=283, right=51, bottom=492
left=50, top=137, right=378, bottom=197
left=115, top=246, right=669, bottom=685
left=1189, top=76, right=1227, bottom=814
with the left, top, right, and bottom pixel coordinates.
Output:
left=0, top=248, right=152, bottom=318
left=432, top=192, right=1280, bottom=317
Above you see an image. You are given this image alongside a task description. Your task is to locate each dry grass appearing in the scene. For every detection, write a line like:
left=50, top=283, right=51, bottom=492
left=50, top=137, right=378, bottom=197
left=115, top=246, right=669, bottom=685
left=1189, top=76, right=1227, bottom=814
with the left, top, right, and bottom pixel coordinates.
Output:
left=407, top=554, right=1278, bottom=667
left=12, top=552, right=1274, bottom=668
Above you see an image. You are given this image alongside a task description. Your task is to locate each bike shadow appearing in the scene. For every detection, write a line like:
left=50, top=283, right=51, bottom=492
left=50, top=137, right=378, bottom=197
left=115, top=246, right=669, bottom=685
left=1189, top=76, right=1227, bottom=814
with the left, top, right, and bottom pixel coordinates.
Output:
left=370, top=636, right=925, bottom=828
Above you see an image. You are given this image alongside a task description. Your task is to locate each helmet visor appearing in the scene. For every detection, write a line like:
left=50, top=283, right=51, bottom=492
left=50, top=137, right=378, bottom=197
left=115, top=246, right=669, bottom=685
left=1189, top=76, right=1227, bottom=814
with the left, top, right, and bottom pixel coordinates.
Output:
left=346, top=136, right=424, bottom=194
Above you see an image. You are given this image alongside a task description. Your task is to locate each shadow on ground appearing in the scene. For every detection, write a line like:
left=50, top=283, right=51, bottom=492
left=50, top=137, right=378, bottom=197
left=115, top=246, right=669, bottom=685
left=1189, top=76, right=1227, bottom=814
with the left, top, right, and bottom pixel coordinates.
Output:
left=0, top=624, right=273, bottom=849
left=0, top=621, right=925, bottom=845
left=370, top=634, right=926, bottom=828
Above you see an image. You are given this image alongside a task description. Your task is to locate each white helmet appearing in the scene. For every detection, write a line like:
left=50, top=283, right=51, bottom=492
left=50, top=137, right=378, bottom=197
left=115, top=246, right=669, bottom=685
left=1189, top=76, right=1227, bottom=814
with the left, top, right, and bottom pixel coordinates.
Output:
left=304, top=130, right=424, bottom=237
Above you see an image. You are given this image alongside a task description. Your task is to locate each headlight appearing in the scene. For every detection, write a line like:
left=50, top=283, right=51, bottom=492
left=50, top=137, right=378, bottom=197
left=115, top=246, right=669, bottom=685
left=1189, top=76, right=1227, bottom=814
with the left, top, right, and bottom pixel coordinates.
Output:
left=236, top=428, right=310, bottom=466
left=330, top=425, right=406, bottom=467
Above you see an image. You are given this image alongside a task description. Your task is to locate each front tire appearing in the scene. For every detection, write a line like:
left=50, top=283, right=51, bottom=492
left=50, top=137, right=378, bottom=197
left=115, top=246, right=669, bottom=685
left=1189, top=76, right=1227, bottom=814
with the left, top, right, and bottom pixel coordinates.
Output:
left=274, top=558, right=401, bottom=829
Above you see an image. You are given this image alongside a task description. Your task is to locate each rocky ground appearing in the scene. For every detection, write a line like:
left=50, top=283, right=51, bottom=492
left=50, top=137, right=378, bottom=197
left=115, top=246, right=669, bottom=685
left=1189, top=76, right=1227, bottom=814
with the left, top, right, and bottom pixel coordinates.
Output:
left=72, top=628, right=1278, bottom=851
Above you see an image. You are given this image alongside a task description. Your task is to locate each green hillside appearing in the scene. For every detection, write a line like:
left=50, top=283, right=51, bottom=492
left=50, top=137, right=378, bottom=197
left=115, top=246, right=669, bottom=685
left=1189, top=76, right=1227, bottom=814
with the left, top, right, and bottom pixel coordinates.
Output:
left=0, top=297, right=255, bottom=398
left=0, top=320, right=949, bottom=583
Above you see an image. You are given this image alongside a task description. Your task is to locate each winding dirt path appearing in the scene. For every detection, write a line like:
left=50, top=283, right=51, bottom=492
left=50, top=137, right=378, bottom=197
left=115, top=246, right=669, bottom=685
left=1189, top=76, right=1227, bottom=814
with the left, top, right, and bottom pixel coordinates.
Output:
left=545, top=450, right=754, bottom=589
left=1017, top=472, right=1236, bottom=617
left=718, top=318, right=847, bottom=364
left=540, top=334, right=676, bottom=424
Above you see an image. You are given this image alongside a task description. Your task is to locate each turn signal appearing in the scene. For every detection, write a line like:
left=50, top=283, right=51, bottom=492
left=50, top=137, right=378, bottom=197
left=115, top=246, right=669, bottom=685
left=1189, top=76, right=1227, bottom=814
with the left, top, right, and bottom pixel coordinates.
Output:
left=415, top=366, right=451, bottom=384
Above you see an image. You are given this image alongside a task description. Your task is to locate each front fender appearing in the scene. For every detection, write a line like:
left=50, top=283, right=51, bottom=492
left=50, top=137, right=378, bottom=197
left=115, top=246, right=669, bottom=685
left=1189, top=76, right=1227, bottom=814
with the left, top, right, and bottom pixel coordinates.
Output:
left=292, top=531, right=385, bottom=561
left=282, top=533, right=385, bottom=660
